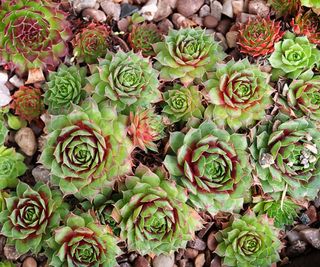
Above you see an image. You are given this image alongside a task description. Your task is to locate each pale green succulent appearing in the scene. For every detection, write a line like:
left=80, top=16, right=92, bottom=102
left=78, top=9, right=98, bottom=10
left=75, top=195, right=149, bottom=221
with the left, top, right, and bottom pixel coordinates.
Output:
left=0, top=120, right=8, bottom=145
left=204, top=59, right=273, bottom=131
left=88, top=51, right=160, bottom=113
left=0, top=146, right=27, bottom=190
left=301, top=0, right=320, bottom=8
left=162, top=84, right=204, bottom=123
left=269, top=32, right=320, bottom=80
left=154, top=28, right=226, bottom=85
left=114, top=165, right=203, bottom=255
left=250, top=112, right=320, bottom=201
left=39, top=98, right=132, bottom=199
left=215, top=212, right=281, bottom=267
left=164, top=120, right=252, bottom=215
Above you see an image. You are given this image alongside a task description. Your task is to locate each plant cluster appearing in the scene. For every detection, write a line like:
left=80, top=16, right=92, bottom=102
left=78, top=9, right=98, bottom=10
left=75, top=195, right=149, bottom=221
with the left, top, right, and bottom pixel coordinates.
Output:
left=1, top=2, right=320, bottom=267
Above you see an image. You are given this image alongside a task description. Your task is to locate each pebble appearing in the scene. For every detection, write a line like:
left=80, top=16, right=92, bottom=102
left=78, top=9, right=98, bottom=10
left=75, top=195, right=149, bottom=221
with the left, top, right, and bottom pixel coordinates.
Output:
left=9, top=75, right=24, bottom=88
left=300, top=228, right=320, bottom=249
left=203, top=15, right=218, bottom=28
left=314, top=191, right=320, bottom=208
left=214, top=32, right=228, bottom=51
left=22, top=257, right=37, bottom=267
left=184, top=248, right=199, bottom=259
left=177, top=0, right=204, bottom=17
left=140, top=0, right=158, bottom=21
left=187, top=237, right=206, bottom=251
left=172, top=13, right=197, bottom=28
left=305, top=205, right=318, bottom=224
left=248, top=0, right=269, bottom=17
left=101, top=0, right=121, bottom=20
left=210, top=0, right=223, bottom=21
left=120, top=263, right=132, bottom=267
left=216, top=18, right=232, bottom=35
left=226, top=31, right=239, bottom=48
left=210, top=256, right=221, bottom=267
left=32, top=165, right=51, bottom=183
left=73, top=0, right=96, bottom=13
left=154, top=0, right=176, bottom=22
left=118, top=18, right=130, bottom=32
left=0, top=71, right=8, bottom=84
left=207, top=232, right=218, bottom=251
left=4, top=245, right=22, bottom=261
left=158, top=18, right=174, bottom=34
left=199, top=4, right=210, bottom=17
left=286, top=240, right=308, bottom=257
left=133, top=256, right=150, bottom=267
left=120, top=3, right=139, bottom=19
left=236, top=12, right=256, bottom=23
left=222, top=0, right=233, bottom=18
left=82, top=8, right=107, bottom=22
left=287, top=230, right=302, bottom=244
left=153, top=254, right=174, bottom=267
left=232, top=0, right=244, bottom=15
left=300, top=213, right=311, bottom=225
left=15, top=127, right=37, bottom=156
left=195, top=253, right=205, bottom=267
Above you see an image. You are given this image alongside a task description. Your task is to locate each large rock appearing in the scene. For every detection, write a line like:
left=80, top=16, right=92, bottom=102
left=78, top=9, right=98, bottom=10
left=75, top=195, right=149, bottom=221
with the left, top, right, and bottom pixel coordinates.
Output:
left=72, top=0, right=96, bottom=13
left=15, top=127, right=37, bottom=156
left=101, top=0, right=121, bottom=20
left=248, top=0, right=269, bottom=17
left=177, top=0, right=204, bottom=18
left=210, top=0, right=223, bottom=21
left=300, top=228, right=320, bottom=249
left=153, top=254, right=174, bottom=267
left=82, top=8, right=107, bottom=22
left=154, top=0, right=177, bottom=21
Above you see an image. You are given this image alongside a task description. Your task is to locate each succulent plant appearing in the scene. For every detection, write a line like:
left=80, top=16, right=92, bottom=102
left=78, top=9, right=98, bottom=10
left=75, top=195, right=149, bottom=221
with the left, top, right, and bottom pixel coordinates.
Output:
left=127, top=108, right=165, bottom=152
left=0, top=261, right=15, bottom=267
left=253, top=198, right=299, bottom=228
left=269, top=32, right=320, bottom=80
left=204, top=59, right=273, bottom=131
left=237, top=17, right=284, bottom=58
left=0, top=190, right=10, bottom=212
left=72, top=23, right=110, bottom=64
left=114, top=165, right=203, bottom=255
left=0, top=0, right=72, bottom=76
left=292, top=10, right=320, bottom=46
left=44, top=64, right=87, bottom=115
left=164, top=121, right=252, bottom=215
left=0, top=181, right=66, bottom=254
left=88, top=51, right=160, bottom=113
left=0, top=146, right=26, bottom=190
left=249, top=112, right=320, bottom=201
left=129, top=23, right=163, bottom=57
left=301, top=0, right=320, bottom=8
left=11, top=86, right=44, bottom=122
left=215, top=211, right=281, bottom=267
left=39, top=98, right=132, bottom=199
left=268, top=0, right=300, bottom=17
left=278, top=76, right=320, bottom=123
left=47, top=213, right=120, bottom=267
left=154, top=28, right=226, bottom=85
left=162, top=84, right=204, bottom=123
left=0, top=120, right=8, bottom=145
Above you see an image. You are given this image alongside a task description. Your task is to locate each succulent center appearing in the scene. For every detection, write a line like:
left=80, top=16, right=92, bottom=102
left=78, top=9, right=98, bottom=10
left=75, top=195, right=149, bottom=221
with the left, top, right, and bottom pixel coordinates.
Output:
left=286, top=49, right=303, bottom=62
left=0, top=158, right=13, bottom=175
left=311, top=91, right=320, bottom=105
left=23, top=205, right=39, bottom=223
left=239, top=233, right=261, bottom=255
left=204, top=156, right=226, bottom=181
left=117, top=65, right=142, bottom=91
left=171, top=93, right=188, bottom=112
left=74, top=242, right=98, bottom=263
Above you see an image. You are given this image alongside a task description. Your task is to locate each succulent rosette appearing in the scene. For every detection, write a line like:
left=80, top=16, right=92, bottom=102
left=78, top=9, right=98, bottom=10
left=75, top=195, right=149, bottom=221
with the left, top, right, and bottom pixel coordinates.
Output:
left=249, top=112, right=320, bottom=201
left=162, top=84, right=204, bottom=123
left=278, top=76, right=320, bottom=123
left=154, top=28, right=226, bottom=85
left=127, top=108, right=165, bottom=152
left=129, top=23, right=163, bottom=57
left=301, top=0, right=320, bottom=8
left=72, top=23, right=110, bottom=64
left=0, top=120, right=8, bottom=145
left=48, top=213, right=120, bottom=267
left=164, top=121, right=252, bottom=215
left=39, top=98, right=132, bottom=199
left=0, top=0, right=72, bottom=75
left=253, top=198, right=299, bottom=228
left=0, top=181, right=66, bottom=254
left=11, top=86, right=44, bottom=122
left=292, top=10, right=320, bottom=45
left=44, top=64, right=87, bottom=115
left=269, top=32, right=320, bottom=80
left=237, top=17, right=284, bottom=57
left=268, top=0, right=300, bottom=17
left=215, top=211, right=281, bottom=267
left=204, top=59, right=273, bottom=131
left=88, top=51, right=160, bottom=112
left=0, top=146, right=26, bottom=190
left=114, top=165, right=203, bottom=255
